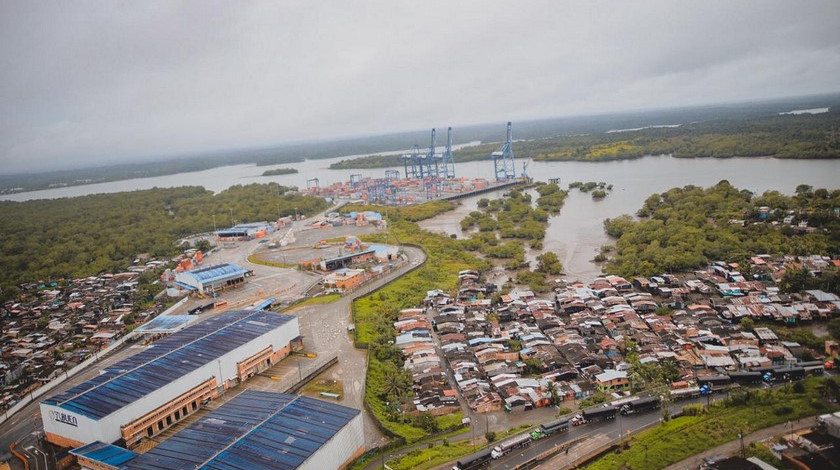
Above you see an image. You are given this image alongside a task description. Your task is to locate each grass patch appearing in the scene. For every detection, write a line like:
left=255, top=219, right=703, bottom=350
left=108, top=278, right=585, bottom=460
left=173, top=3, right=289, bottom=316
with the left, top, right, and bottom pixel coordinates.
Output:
left=386, top=423, right=533, bottom=470
left=388, top=440, right=476, bottom=470
left=301, top=378, right=344, bottom=398
left=585, top=377, right=840, bottom=470
left=247, top=253, right=297, bottom=269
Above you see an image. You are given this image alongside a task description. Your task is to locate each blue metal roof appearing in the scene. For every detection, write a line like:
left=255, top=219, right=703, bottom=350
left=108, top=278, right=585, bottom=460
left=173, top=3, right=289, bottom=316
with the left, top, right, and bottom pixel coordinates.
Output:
left=133, top=315, right=196, bottom=334
left=44, top=310, right=295, bottom=420
left=71, top=441, right=138, bottom=467
left=122, top=391, right=360, bottom=470
left=186, top=264, right=249, bottom=284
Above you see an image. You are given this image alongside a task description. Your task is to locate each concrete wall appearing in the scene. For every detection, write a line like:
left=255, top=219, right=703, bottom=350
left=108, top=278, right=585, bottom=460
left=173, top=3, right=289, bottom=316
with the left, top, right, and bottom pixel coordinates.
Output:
left=42, top=317, right=300, bottom=446
left=300, top=412, right=365, bottom=470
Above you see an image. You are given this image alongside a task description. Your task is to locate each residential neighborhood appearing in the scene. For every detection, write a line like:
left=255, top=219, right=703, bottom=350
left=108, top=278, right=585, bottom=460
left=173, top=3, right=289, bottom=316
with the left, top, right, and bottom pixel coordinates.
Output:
left=390, top=256, right=840, bottom=421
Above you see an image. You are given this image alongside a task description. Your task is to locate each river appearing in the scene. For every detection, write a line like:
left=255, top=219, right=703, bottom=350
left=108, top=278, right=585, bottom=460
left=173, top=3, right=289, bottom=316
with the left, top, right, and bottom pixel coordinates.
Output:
left=5, top=154, right=839, bottom=283
left=420, top=156, right=840, bottom=282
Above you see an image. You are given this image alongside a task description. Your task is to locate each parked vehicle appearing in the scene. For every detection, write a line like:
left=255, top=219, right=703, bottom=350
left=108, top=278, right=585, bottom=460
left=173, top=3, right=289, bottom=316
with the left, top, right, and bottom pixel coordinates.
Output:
left=490, top=434, right=532, bottom=459
left=728, top=371, right=762, bottom=385
left=767, top=367, right=806, bottom=382
left=571, top=405, right=618, bottom=425
left=798, top=361, right=825, bottom=376
left=540, top=418, right=570, bottom=435
left=697, top=374, right=732, bottom=391
left=670, top=386, right=701, bottom=400
left=620, top=396, right=660, bottom=415
left=451, top=448, right=492, bottom=470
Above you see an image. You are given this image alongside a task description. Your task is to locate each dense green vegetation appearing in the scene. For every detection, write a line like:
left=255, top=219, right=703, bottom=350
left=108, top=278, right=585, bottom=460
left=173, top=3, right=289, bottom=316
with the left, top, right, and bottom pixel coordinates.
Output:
left=261, top=168, right=298, bottom=176
left=460, top=186, right=570, bottom=292
left=0, top=184, right=328, bottom=300
left=460, top=188, right=559, bottom=269
left=535, top=183, right=568, bottom=213
left=344, top=202, right=488, bottom=443
left=585, top=377, right=840, bottom=470
left=328, top=110, right=840, bottom=169
left=601, top=181, right=840, bottom=280
left=569, top=181, right=612, bottom=199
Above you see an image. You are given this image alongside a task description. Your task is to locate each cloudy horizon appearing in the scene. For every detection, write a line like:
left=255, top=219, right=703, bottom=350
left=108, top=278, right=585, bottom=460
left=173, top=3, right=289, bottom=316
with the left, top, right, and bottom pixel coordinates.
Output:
left=1, top=0, right=839, bottom=174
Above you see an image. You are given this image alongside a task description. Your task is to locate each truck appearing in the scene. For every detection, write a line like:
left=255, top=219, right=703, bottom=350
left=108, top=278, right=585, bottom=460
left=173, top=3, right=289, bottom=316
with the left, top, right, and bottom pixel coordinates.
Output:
left=539, top=418, right=570, bottom=435
left=697, top=374, right=732, bottom=391
left=670, top=386, right=701, bottom=400
left=451, top=448, right=492, bottom=470
left=571, top=405, right=618, bottom=425
left=728, top=371, right=762, bottom=385
left=490, top=434, right=532, bottom=459
left=620, top=396, right=660, bottom=415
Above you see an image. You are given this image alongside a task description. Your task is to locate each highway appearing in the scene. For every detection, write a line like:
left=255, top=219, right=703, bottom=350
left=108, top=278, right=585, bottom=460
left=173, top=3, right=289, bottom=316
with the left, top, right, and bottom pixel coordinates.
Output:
left=461, top=396, right=709, bottom=470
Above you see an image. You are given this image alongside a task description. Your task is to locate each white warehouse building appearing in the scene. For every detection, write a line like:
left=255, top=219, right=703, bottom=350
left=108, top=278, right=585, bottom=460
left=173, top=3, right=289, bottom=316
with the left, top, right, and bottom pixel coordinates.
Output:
left=41, top=310, right=300, bottom=449
left=120, top=390, right=365, bottom=470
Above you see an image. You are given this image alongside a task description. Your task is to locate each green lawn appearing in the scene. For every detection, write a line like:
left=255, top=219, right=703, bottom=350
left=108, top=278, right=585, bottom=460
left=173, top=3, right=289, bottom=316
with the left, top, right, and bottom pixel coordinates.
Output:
left=246, top=253, right=297, bottom=269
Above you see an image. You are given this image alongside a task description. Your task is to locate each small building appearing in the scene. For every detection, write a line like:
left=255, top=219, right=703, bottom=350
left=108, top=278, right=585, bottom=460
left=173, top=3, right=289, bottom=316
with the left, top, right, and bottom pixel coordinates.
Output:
left=594, top=369, right=629, bottom=392
left=323, top=268, right=367, bottom=291
left=754, top=327, right=780, bottom=345
left=173, top=263, right=250, bottom=294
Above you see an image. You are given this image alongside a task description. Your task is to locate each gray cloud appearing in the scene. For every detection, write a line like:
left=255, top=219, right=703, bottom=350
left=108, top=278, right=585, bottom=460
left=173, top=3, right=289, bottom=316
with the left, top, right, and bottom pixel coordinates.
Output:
left=1, top=0, right=839, bottom=173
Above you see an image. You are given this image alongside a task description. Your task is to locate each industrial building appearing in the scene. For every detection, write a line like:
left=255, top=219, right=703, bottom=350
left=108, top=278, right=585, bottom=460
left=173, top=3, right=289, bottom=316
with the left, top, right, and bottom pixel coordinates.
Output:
left=215, top=222, right=274, bottom=241
left=41, top=310, right=301, bottom=449
left=173, top=263, right=251, bottom=294
left=319, top=248, right=376, bottom=271
left=120, top=390, right=364, bottom=470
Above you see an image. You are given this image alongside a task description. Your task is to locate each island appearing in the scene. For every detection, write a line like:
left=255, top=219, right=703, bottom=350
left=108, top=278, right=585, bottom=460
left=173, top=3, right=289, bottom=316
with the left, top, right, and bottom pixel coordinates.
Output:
left=261, top=168, right=298, bottom=176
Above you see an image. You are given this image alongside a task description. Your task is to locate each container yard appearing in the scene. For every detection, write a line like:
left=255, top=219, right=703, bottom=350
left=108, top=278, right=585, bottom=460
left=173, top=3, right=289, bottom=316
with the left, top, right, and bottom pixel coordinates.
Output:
left=302, top=123, right=528, bottom=205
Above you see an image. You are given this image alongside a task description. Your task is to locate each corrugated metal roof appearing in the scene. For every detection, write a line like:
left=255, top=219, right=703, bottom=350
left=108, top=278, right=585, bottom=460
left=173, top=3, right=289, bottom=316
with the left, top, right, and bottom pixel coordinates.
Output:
left=71, top=441, right=138, bottom=467
left=133, top=315, right=196, bottom=334
left=44, top=310, right=295, bottom=420
left=186, top=264, right=249, bottom=284
left=122, top=390, right=360, bottom=470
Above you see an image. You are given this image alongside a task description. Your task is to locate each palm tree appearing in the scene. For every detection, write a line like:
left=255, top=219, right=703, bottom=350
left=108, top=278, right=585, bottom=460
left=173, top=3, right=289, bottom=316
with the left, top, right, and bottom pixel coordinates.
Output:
left=545, top=380, right=560, bottom=407
left=821, top=377, right=840, bottom=403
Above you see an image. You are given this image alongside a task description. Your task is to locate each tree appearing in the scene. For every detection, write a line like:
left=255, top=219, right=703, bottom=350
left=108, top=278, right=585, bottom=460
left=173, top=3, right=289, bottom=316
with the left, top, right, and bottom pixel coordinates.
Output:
left=829, top=317, right=840, bottom=342
left=485, top=431, right=497, bottom=443
left=740, top=317, right=755, bottom=331
left=545, top=380, right=561, bottom=406
left=194, top=238, right=212, bottom=252
left=821, top=377, right=840, bottom=403
left=382, top=364, right=411, bottom=401
left=780, top=267, right=812, bottom=293
left=536, top=252, right=564, bottom=275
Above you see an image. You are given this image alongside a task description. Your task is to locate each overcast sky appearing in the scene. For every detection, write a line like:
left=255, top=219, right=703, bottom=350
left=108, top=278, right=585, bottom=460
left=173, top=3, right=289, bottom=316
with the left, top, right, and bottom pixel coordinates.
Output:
left=1, top=1, right=839, bottom=174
